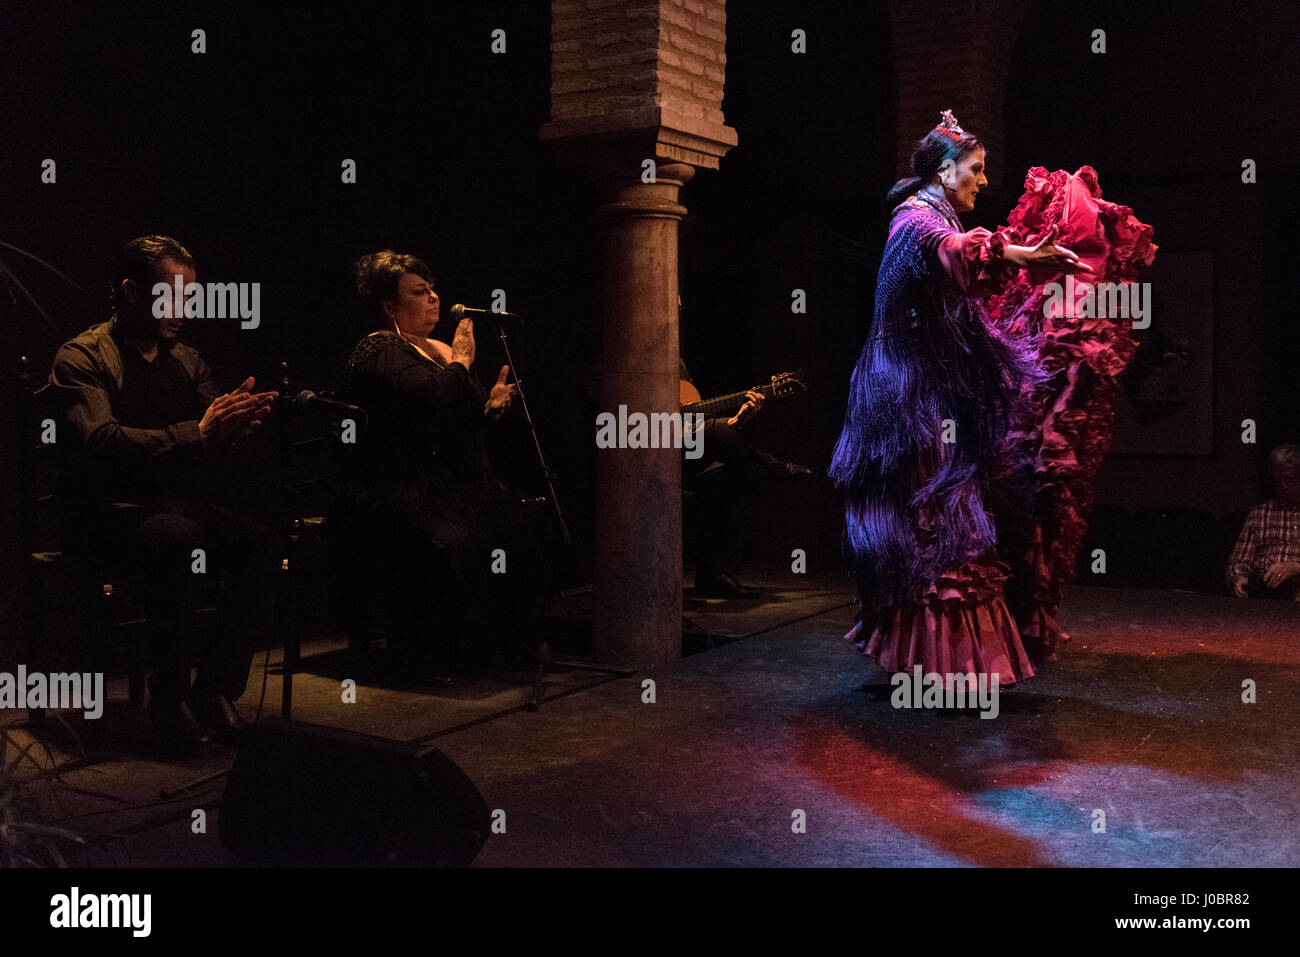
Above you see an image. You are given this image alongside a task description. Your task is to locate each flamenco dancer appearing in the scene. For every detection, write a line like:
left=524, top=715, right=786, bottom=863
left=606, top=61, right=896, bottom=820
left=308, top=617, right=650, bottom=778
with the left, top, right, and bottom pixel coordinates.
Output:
left=829, top=111, right=1097, bottom=688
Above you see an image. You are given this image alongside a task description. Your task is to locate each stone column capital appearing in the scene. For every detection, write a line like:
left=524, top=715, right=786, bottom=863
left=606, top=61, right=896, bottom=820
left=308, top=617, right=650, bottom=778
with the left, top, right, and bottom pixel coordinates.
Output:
left=540, top=107, right=737, bottom=191
left=598, top=163, right=695, bottom=223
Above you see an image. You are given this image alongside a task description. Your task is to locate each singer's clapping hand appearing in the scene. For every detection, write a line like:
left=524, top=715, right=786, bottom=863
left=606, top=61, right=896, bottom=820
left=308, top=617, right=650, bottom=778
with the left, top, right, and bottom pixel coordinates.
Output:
left=486, top=365, right=516, bottom=416
left=451, top=318, right=476, bottom=369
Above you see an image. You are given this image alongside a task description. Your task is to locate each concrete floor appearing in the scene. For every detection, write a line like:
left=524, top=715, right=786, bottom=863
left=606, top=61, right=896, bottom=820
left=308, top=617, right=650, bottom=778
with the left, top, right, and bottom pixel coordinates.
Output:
left=5, top=571, right=1298, bottom=867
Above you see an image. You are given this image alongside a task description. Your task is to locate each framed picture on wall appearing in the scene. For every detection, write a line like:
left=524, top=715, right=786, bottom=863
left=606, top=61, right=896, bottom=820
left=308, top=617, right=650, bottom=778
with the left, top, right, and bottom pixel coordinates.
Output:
left=1109, top=249, right=1215, bottom=455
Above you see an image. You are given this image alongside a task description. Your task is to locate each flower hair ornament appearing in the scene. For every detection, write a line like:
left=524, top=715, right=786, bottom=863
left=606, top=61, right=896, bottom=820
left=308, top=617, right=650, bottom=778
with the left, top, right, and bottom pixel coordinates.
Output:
left=935, top=109, right=966, bottom=139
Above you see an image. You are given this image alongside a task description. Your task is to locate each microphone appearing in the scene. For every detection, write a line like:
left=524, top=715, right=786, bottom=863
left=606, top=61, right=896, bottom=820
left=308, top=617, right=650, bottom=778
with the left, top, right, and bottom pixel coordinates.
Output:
left=290, top=390, right=362, bottom=415
left=449, top=303, right=522, bottom=322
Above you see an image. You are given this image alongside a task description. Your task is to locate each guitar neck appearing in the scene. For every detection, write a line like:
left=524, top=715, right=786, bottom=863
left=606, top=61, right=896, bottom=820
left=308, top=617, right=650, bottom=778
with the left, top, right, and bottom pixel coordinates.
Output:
left=682, top=383, right=776, bottom=418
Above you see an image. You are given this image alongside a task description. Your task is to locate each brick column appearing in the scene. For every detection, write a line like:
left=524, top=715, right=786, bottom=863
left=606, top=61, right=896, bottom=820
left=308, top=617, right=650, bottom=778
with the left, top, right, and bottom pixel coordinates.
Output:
left=541, top=0, right=737, bottom=669
left=888, top=0, right=1030, bottom=195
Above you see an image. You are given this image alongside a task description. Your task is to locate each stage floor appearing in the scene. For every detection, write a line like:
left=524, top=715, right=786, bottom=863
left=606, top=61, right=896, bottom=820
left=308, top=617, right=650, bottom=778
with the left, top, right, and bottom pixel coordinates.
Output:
left=7, top=576, right=1298, bottom=867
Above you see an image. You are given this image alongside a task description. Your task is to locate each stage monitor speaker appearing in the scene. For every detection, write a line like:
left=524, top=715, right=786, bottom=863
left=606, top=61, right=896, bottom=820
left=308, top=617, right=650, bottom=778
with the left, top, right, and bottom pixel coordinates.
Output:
left=219, top=718, right=490, bottom=867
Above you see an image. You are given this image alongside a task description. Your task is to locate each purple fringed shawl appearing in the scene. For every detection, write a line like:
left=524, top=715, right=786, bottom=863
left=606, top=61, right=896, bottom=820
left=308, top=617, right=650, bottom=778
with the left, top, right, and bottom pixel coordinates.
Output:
left=828, top=191, right=1045, bottom=616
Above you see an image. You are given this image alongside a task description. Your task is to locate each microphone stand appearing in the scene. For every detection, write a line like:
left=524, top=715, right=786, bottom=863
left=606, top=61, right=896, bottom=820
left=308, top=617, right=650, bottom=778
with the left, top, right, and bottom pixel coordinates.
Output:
left=485, top=313, right=570, bottom=547
left=165, top=362, right=297, bottom=799
left=164, top=361, right=329, bottom=799
left=482, top=313, right=631, bottom=710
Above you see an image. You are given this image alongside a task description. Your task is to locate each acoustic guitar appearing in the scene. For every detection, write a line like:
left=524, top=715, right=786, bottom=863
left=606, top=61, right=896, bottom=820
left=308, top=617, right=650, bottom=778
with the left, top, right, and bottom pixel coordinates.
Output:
left=679, top=370, right=807, bottom=419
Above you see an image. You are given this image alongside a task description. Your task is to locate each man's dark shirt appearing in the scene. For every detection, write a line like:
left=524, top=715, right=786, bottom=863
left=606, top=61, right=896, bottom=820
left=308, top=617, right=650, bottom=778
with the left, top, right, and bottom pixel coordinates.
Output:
left=48, top=317, right=221, bottom=505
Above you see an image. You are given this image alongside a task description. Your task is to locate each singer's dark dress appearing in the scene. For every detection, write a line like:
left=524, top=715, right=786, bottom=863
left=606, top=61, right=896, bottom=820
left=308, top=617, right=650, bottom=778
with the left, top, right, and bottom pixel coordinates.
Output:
left=329, top=331, right=520, bottom=663
left=337, top=332, right=499, bottom=544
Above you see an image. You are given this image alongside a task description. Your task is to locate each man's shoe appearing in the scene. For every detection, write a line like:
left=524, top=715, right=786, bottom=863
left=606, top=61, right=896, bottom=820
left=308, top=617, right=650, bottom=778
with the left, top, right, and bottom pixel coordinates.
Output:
left=722, top=573, right=762, bottom=594
left=150, top=699, right=214, bottom=758
left=754, top=450, right=816, bottom=480
left=694, top=574, right=759, bottom=599
left=191, top=692, right=248, bottom=746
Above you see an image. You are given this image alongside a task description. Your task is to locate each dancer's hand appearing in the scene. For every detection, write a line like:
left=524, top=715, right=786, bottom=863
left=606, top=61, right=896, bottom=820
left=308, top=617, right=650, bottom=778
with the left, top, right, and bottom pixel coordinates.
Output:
left=1230, top=574, right=1249, bottom=598
left=1004, top=224, right=1094, bottom=275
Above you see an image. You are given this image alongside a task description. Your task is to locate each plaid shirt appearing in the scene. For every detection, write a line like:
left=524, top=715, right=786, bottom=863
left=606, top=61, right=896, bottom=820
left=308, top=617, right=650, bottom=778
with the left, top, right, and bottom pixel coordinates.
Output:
left=1227, top=499, right=1300, bottom=582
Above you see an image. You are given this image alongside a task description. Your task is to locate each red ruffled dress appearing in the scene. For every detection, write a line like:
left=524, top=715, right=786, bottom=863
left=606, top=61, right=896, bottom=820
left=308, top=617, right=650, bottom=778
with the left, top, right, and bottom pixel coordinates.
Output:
left=847, top=535, right=1039, bottom=687
left=990, top=167, right=1157, bottom=659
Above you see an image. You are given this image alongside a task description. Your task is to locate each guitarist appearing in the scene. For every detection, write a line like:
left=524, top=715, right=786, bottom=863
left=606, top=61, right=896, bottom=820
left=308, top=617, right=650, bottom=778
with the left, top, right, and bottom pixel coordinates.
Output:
left=680, top=358, right=812, bottom=598
left=585, top=296, right=812, bottom=599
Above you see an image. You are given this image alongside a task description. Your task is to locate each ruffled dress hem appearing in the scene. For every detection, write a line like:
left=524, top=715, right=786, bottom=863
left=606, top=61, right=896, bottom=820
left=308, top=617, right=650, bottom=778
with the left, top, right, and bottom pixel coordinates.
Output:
left=846, top=556, right=1037, bottom=687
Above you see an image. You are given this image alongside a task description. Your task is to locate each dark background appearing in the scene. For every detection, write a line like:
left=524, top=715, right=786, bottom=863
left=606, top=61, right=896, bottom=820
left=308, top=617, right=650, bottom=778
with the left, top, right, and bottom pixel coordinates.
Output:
left=4, top=0, right=1298, bottom=665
